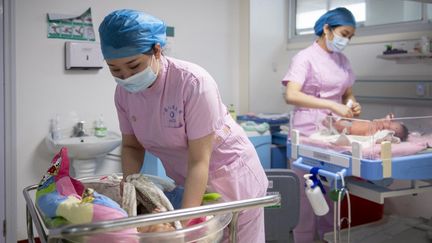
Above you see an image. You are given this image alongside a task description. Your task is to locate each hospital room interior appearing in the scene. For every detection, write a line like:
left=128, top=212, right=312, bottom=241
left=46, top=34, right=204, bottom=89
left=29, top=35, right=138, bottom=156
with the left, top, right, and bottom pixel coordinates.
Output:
left=1, top=0, right=432, bottom=242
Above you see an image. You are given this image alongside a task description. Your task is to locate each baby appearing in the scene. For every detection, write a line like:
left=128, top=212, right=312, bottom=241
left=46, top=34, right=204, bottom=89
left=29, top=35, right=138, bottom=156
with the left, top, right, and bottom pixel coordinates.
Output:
left=328, top=114, right=409, bottom=141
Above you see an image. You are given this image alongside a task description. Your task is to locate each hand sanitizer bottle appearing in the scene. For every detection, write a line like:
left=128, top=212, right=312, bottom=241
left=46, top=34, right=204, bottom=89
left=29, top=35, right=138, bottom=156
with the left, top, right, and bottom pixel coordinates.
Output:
left=304, top=174, right=329, bottom=216
left=228, top=104, right=237, bottom=121
left=95, top=114, right=107, bottom=137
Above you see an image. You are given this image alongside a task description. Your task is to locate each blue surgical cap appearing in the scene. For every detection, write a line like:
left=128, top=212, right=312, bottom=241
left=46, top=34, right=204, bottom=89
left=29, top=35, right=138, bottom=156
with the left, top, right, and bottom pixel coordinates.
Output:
left=314, top=7, right=356, bottom=36
left=99, top=9, right=167, bottom=60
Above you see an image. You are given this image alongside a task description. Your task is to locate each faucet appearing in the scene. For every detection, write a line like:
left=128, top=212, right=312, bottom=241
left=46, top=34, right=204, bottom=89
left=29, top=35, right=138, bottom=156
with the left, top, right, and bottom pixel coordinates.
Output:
left=73, top=121, right=88, bottom=137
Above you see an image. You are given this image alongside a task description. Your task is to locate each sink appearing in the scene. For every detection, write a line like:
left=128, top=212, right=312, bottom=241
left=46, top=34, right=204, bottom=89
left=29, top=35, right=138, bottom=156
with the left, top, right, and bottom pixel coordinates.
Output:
left=45, top=131, right=122, bottom=159
left=45, top=131, right=122, bottom=177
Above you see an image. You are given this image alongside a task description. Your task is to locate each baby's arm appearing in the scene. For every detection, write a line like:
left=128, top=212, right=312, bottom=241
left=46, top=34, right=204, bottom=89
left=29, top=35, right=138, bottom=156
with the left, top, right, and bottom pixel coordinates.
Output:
left=333, top=120, right=351, bottom=134
left=322, top=117, right=353, bottom=134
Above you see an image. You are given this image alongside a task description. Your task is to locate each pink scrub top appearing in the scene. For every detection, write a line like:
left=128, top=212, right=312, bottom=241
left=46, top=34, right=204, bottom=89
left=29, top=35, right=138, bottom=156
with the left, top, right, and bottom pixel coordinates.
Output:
left=115, top=56, right=261, bottom=186
left=282, top=42, right=355, bottom=136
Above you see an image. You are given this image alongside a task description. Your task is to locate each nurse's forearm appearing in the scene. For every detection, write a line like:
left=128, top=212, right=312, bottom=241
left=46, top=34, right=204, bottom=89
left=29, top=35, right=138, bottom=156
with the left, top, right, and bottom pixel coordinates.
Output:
left=342, top=89, right=356, bottom=104
left=285, top=90, right=335, bottom=110
left=121, top=145, right=145, bottom=179
left=182, top=160, right=209, bottom=209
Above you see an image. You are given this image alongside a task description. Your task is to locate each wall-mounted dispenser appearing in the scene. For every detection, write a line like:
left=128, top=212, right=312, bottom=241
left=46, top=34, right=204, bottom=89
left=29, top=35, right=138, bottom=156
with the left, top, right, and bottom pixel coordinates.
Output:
left=65, top=41, right=103, bottom=70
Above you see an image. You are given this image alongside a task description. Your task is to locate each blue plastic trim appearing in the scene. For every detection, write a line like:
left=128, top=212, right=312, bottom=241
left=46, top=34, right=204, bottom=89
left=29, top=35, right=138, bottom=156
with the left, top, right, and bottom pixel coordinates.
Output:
left=237, top=115, right=289, bottom=125
left=293, top=157, right=346, bottom=182
left=287, top=141, right=432, bottom=180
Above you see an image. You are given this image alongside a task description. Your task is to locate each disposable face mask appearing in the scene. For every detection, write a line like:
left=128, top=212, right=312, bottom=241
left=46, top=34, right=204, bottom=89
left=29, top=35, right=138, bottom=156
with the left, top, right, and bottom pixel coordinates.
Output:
left=326, top=32, right=349, bottom=53
left=114, top=55, right=159, bottom=93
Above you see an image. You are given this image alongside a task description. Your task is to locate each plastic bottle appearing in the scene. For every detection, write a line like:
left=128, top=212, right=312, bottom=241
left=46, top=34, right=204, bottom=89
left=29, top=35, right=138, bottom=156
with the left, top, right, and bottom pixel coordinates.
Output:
left=420, top=36, right=430, bottom=54
left=94, top=114, right=108, bottom=137
left=346, top=99, right=353, bottom=108
left=50, top=114, right=62, bottom=141
left=304, top=174, right=329, bottom=216
left=228, top=104, right=237, bottom=121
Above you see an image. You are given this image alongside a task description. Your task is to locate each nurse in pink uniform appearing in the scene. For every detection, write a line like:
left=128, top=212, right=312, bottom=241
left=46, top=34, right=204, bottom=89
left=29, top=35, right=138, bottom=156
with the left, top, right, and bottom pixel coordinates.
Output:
left=282, top=7, right=360, bottom=243
left=99, top=9, right=268, bottom=242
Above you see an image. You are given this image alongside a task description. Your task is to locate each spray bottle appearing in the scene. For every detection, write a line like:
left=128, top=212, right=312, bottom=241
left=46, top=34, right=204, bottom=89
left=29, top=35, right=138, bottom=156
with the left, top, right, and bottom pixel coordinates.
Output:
left=304, top=174, right=329, bottom=216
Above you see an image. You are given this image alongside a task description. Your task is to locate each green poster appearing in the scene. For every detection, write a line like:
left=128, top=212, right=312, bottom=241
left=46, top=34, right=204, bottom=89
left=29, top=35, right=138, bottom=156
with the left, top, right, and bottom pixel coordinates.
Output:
left=47, top=8, right=95, bottom=41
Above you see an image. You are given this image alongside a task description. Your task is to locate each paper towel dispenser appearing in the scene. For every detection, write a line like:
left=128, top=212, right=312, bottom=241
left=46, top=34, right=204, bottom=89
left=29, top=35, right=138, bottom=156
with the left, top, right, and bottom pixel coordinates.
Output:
left=65, top=41, right=104, bottom=70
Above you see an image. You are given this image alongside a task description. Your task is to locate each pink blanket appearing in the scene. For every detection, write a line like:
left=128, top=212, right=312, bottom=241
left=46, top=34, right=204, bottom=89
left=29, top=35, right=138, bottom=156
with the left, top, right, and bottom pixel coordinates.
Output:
left=299, top=134, right=432, bottom=160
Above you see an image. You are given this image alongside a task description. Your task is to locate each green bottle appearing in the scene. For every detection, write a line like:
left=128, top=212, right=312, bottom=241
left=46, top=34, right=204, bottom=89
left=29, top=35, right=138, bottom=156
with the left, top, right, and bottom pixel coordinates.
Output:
left=95, top=114, right=107, bottom=137
left=228, top=104, right=237, bottom=121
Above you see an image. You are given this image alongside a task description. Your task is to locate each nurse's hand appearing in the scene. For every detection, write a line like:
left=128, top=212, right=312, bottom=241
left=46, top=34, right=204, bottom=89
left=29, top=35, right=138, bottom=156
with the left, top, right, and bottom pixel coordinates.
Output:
left=331, top=102, right=353, bottom=118
left=351, top=102, right=361, bottom=116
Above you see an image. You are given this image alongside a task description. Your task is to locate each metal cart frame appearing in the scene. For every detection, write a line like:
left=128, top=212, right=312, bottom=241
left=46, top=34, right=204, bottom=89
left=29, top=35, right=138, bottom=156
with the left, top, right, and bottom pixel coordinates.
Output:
left=23, top=181, right=280, bottom=243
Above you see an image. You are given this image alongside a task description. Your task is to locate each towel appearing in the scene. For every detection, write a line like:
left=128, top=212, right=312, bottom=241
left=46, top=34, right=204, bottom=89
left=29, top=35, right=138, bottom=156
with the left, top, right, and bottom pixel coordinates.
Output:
left=240, top=121, right=270, bottom=133
left=122, top=173, right=183, bottom=230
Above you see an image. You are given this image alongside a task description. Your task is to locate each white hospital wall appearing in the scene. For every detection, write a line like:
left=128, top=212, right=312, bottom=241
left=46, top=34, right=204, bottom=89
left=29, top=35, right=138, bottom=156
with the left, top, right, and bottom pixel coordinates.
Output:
left=249, top=0, right=432, bottom=218
left=14, top=0, right=239, bottom=240
left=249, top=0, right=291, bottom=114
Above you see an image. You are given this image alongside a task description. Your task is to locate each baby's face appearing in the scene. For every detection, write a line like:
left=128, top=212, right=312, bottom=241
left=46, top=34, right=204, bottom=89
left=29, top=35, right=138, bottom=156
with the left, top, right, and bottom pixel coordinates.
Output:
left=372, top=119, right=406, bottom=140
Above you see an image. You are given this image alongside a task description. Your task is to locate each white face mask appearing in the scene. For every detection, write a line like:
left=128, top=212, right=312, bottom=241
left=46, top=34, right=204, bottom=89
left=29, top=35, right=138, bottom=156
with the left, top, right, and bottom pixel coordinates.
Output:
left=326, top=32, right=349, bottom=53
left=114, top=55, right=159, bottom=93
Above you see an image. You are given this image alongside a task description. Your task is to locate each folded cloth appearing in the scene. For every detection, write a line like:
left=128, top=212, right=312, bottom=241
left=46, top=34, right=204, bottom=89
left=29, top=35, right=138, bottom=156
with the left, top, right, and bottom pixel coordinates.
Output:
left=82, top=174, right=123, bottom=206
left=374, top=129, right=401, bottom=144
left=122, top=174, right=182, bottom=230
left=84, top=174, right=184, bottom=210
left=362, top=141, right=427, bottom=159
left=240, top=121, right=270, bottom=133
left=408, top=133, right=432, bottom=148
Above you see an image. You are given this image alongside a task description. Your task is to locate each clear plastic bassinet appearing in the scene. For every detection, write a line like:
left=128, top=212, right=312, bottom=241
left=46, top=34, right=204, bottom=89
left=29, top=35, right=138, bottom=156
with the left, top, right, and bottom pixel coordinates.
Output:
left=23, top=175, right=280, bottom=243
